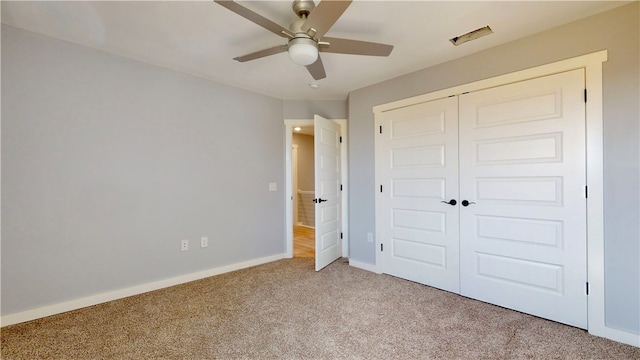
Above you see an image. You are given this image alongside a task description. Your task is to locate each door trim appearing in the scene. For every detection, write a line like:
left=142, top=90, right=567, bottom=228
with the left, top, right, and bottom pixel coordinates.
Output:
left=292, top=144, right=299, bottom=226
left=284, top=118, right=349, bottom=259
left=374, top=51, right=614, bottom=343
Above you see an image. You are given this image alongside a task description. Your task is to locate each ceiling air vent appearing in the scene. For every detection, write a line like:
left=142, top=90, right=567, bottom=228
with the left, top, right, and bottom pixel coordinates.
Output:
left=449, top=25, right=493, bottom=46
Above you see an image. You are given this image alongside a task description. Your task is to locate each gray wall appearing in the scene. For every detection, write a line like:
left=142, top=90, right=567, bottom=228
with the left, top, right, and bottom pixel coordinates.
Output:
left=1, top=25, right=285, bottom=315
left=292, top=133, right=314, bottom=192
left=283, top=100, right=347, bottom=120
left=293, top=133, right=315, bottom=227
left=347, top=3, right=639, bottom=334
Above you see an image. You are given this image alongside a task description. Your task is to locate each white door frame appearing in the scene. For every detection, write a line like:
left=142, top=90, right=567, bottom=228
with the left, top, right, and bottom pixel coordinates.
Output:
left=284, top=118, right=349, bottom=259
left=373, top=51, right=635, bottom=346
left=292, top=144, right=299, bottom=226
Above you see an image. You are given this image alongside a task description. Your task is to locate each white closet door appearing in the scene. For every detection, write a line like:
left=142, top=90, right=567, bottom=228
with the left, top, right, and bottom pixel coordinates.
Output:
left=458, top=69, right=587, bottom=328
left=377, top=96, right=460, bottom=293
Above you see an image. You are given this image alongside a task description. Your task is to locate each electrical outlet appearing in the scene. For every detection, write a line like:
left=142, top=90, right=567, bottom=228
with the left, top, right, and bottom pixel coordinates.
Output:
left=200, top=236, right=208, bottom=248
left=181, top=239, right=189, bottom=251
left=367, top=232, right=374, bottom=243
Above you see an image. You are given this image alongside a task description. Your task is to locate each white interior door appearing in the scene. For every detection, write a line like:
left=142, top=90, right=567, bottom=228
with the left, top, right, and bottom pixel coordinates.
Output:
left=377, top=97, right=460, bottom=292
left=314, top=115, right=342, bottom=271
left=458, top=69, right=588, bottom=328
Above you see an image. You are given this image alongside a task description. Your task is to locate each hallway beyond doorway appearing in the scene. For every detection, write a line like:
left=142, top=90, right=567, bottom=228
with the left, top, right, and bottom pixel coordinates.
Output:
left=293, top=226, right=314, bottom=258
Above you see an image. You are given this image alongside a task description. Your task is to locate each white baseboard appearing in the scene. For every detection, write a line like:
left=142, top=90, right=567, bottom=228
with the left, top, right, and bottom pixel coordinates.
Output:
left=1, top=253, right=286, bottom=327
left=602, top=326, right=640, bottom=347
left=348, top=259, right=381, bottom=274
left=4, top=253, right=637, bottom=349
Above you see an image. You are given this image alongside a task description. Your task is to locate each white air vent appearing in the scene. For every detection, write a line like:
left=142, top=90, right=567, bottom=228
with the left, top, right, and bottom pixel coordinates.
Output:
left=450, top=26, right=493, bottom=46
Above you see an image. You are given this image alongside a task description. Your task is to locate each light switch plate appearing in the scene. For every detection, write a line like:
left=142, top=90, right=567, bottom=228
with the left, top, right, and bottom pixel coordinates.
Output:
left=268, top=182, right=277, bottom=191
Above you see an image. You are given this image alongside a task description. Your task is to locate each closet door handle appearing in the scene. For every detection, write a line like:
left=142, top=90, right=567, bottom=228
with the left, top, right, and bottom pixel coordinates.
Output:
left=313, top=198, right=328, bottom=203
left=441, top=199, right=457, bottom=206
left=461, top=200, right=476, bottom=207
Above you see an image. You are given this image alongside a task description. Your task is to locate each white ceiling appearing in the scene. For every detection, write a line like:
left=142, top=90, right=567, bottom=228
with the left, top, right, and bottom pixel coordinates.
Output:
left=1, top=1, right=629, bottom=100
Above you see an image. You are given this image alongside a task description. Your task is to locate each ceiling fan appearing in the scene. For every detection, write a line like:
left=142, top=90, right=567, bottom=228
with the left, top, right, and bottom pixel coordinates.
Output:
left=214, top=0, right=394, bottom=80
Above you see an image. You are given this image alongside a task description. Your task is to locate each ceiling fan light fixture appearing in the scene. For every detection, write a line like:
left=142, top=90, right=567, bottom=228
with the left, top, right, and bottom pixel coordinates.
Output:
left=288, top=37, right=318, bottom=66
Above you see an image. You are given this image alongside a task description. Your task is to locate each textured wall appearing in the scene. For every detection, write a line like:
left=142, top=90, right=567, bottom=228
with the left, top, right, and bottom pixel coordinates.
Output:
left=283, top=100, right=347, bottom=120
left=1, top=25, right=285, bottom=315
left=293, top=133, right=315, bottom=227
left=292, top=133, right=314, bottom=192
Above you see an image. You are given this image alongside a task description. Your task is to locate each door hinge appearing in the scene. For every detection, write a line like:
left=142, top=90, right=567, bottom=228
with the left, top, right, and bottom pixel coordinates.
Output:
left=585, top=186, right=588, bottom=198
left=584, top=89, right=587, bottom=103
left=381, top=243, right=384, bottom=252
left=339, top=136, right=342, bottom=143
left=586, top=282, right=590, bottom=295
left=379, top=125, right=382, bottom=134
left=340, top=232, right=343, bottom=239
left=380, top=185, right=383, bottom=193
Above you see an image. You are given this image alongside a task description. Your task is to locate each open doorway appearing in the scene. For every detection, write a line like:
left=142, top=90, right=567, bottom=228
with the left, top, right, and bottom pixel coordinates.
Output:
left=292, top=126, right=316, bottom=258
left=284, top=118, right=349, bottom=266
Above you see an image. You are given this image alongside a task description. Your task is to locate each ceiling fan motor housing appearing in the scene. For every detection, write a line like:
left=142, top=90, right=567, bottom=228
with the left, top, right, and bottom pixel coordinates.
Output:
left=292, top=0, right=315, bottom=18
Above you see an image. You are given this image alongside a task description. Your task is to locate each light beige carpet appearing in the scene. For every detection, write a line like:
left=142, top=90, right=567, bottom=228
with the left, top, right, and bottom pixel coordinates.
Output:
left=1, top=258, right=638, bottom=359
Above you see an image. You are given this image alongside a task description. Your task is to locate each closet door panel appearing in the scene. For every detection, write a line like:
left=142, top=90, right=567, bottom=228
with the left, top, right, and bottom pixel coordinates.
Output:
left=458, top=69, right=588, bottom=329
left=377, top=96, right=460, bottom=293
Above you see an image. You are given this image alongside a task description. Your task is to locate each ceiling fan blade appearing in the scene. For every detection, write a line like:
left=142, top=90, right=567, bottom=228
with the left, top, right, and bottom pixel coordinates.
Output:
left=301, top=0, right=352, bottom=40
left=320, top=37, right=393, bottom=57
left=306, top=55, right=326, bottom=80
left=215, top=0, right=294, bottom=38
left=233, top=45, right=288, bottom=62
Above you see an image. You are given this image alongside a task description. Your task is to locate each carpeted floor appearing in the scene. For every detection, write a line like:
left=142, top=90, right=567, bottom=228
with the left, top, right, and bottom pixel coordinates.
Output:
left=1, top=258, right=639, bottom=359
